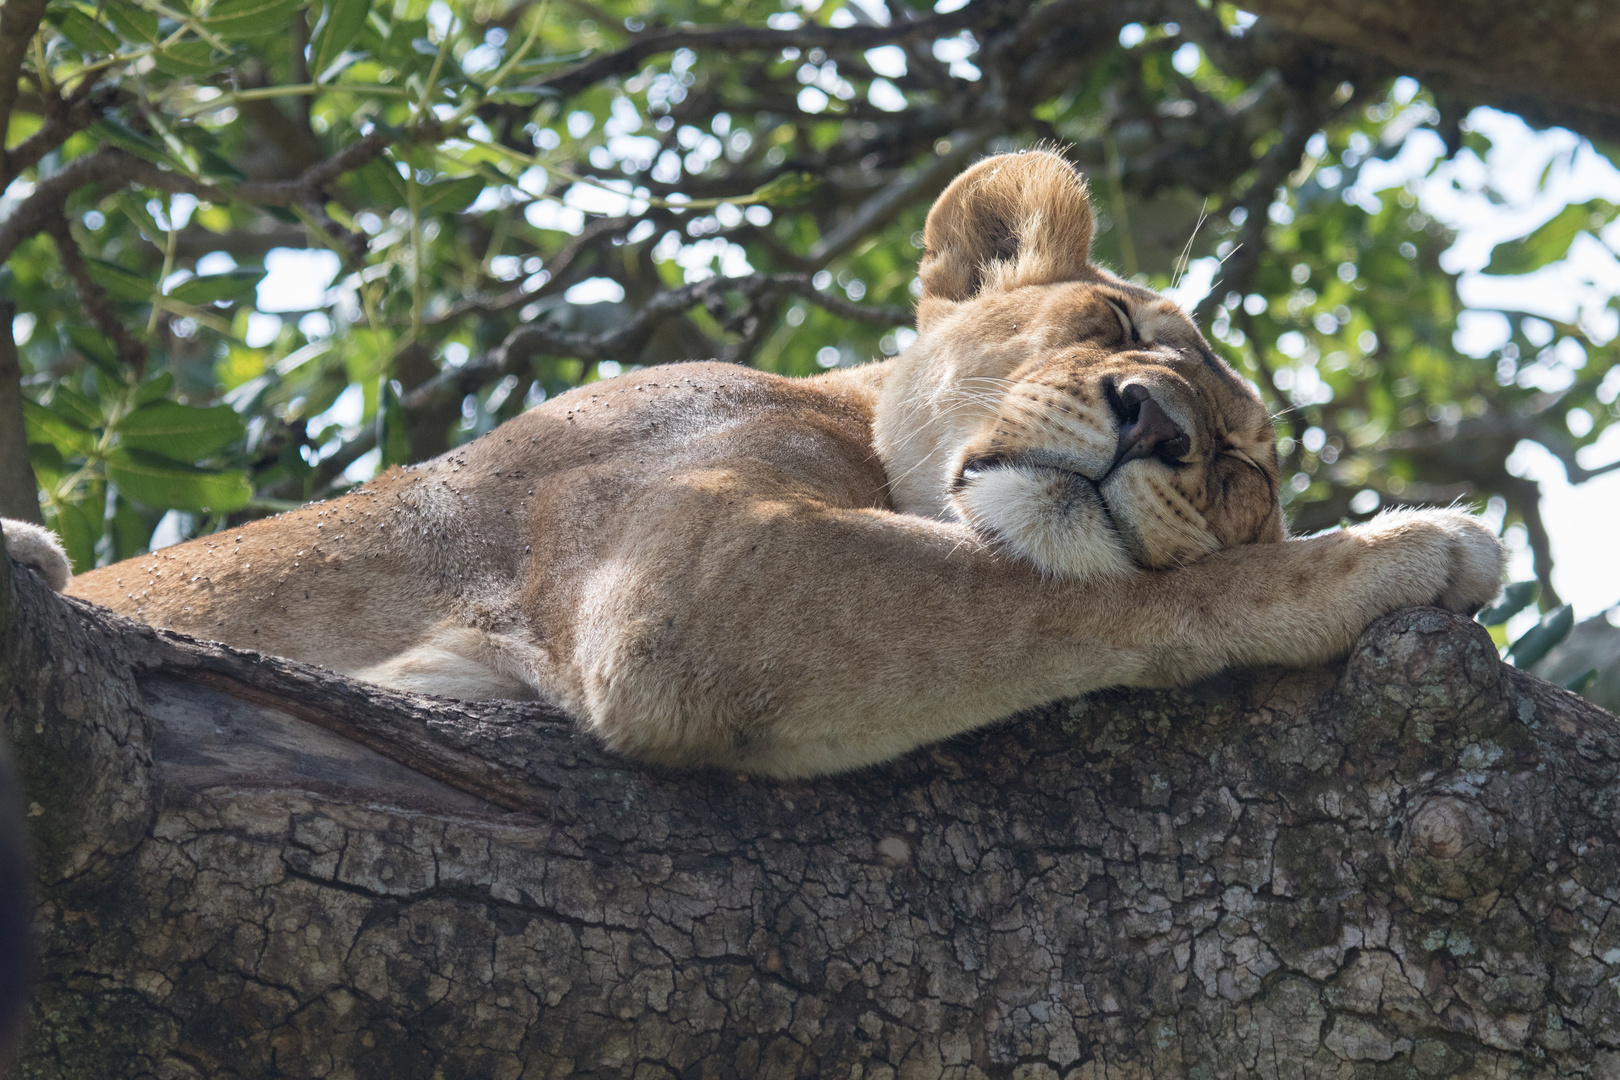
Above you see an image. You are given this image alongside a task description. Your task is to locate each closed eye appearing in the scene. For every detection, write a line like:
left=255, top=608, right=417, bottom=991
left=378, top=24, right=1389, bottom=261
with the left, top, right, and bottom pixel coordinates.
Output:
left=1104, top=298, right=1140, bottom=345
left=1226, top=447, right=1275, bottom=488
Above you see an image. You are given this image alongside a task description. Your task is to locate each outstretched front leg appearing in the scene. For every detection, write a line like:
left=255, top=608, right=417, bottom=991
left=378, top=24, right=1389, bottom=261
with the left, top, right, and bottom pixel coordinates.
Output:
left=560, top=497, right=1504, bottom=778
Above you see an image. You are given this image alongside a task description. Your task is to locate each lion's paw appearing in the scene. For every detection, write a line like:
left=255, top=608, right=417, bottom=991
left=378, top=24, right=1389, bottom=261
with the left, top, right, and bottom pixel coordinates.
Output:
left=1351, top=507, right=1506, bottom=617
left=1429, top=509, right=1509, bottom=615
left=1, top=518, right=72, bottom=592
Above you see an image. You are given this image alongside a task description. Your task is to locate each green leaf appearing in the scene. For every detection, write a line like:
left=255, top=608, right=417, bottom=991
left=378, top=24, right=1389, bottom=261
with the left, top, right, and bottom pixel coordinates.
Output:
left=418, top=174, right=485, bottom=216
left=197, top=145, right=248, bottom=181
left=47, top=502, right=99, bottom=574
left=1482, top=200, right=1618, bottom=276
left=64, top=324, right=121, bottom=375
left=169, top=267, right=265, bottom=305
left=90, top=118, right=177, bottom=167
left=84, top=257, right=154, bottom=303
left=310, top=0, right=370, bottom=79
left=116, top=189, right=167, bottom=239
left=27, top=442, right=66, bottom=486
left=377, top=378, right=411, bottom=466
left=1508, top=604, right=1574, bottom=669
left=1478, top=580, right=1539, bottom=626
left=506, top=49, right=591, bottom=73
left=23, top=400, right=98, bottom=456
left=1461, top=129, right=1493, bottom=160
left=94, top=367, right=123, bottom=404
left=116, top=401, right=246, bottom=459
left=52, top=8, right=122, bottom=55
left=750, top=171, right=821, bottom=208
left=153, top=40, right=223, bottom=77
left=134, top=371, right=176, bottom=406
left=49, top=384, right=105, bottom=429
left=104, top=449, right=252, bottom=512
left=103, top=0, right=161, bottom=45
left=346, top=157, right=409, bottom=209
left=204, top=0, right=306, bottom=39
left=109, top=497, right=154, bottom=560
left=1563, top=668, right=1598, bottom=695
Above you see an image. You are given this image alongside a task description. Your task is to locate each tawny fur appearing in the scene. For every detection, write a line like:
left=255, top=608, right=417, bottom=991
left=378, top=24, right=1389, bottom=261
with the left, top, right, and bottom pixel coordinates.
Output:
left=6, top=151, right=1506, bottom=777
left=1, top=519, right=71, bottom=592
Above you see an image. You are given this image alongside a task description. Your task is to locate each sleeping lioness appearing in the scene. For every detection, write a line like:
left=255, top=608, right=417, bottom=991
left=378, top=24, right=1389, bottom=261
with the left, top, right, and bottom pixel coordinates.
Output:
left=3, top=151, right=1505, bottom=777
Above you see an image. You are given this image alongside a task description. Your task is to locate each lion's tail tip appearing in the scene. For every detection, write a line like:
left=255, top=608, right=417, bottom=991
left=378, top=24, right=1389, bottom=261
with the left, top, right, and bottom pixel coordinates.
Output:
left=1, top=518, right=71, bottom=592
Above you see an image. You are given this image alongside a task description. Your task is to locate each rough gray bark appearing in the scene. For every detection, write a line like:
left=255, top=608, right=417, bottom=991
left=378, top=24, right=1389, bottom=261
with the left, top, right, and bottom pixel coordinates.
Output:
left=5, top=552, right=1620, bottom=1079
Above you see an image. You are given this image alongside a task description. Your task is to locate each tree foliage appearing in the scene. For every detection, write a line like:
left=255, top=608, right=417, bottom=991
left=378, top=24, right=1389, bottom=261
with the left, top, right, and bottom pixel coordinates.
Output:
left=1, top=0, right=1615, bottom=622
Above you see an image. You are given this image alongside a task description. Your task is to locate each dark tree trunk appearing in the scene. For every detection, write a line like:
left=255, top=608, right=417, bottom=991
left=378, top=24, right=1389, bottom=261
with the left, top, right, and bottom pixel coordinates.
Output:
left=4, top=550, right=1620, bottom=1079
left=0, top=303, right=43, bottom=525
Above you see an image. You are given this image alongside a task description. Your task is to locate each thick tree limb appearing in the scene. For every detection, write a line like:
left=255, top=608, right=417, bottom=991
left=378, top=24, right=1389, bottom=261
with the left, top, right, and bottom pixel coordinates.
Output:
left=0, top=147, right=127, bottom=265
left=1239, top=0, right=1620, bottom=135
left=6, top=547, right=1620, bottom=1076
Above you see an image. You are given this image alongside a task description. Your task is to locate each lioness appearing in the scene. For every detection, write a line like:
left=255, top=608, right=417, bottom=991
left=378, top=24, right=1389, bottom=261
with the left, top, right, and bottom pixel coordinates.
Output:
left=3, top=151, right=1505, bottom=777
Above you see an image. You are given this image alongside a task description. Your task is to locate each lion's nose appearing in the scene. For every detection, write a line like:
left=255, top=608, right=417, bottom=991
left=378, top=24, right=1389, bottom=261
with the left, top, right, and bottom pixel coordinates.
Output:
left=1107, top=383, right=1190, bottom=473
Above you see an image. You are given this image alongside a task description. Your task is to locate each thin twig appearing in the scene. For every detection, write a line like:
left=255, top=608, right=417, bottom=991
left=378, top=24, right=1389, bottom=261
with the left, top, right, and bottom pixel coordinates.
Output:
left=0, top=127, right=416, bottom=265
left=808, top=130, right=992, bottom=265
left=43, top=213, right=149, bottom=375
left=427, top=215, right=631, bottom=325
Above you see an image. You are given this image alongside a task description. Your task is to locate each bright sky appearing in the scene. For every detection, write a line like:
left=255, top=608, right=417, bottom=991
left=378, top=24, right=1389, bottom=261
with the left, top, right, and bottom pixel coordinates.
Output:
left=253, top=100, right=1620, bottom=619
left=1357, top=106, right=1620, bottom=620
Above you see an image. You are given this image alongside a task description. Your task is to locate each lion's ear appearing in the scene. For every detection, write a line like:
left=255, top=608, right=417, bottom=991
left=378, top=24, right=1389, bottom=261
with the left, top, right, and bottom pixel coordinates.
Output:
left=917, top=150, right=1095, bottom=303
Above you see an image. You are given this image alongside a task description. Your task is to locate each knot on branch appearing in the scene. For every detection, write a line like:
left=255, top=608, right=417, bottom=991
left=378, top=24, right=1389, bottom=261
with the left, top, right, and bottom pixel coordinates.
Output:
left=1396, top=791, right=1533, bottom=902
left=1339, top=607, right=1518, bottom=775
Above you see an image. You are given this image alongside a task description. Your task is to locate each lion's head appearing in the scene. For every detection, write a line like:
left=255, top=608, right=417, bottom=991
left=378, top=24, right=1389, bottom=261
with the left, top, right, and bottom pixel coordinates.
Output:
left=873, top=150, right=1283, bottom=578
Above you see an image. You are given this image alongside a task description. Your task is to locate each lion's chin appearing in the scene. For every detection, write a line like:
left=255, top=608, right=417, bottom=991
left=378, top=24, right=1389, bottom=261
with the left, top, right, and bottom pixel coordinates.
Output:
left=951, top=464, right=1136, bottom=580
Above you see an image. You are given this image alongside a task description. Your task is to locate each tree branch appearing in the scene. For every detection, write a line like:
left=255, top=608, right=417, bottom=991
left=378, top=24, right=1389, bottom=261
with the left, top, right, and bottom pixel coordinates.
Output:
left=1238, top=0, right=1620, bottom=123
left=0, top=147, right=125, bottom=266
left=0, top=87, right=109, bottom=190
left=402, top=272, right=912, bottom=414
left=0, top=0, right=48, bottom=173
left=426, top=214, right=632, bottom=325
left=42, top=213, right=149, bottom=376
left=0, top=302, right=42, bottom=525
left=0, top=128, right=409, bottom=265
left=808, top=129, right=992, bottom=265
left=1500, top=473, right=1564, bottom=609
left=535, top=8, right=982, bottom=98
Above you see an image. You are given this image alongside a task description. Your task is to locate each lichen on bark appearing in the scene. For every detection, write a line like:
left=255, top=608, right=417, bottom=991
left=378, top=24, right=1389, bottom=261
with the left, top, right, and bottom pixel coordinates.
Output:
left=4, top=558, right=1620, bottom=1079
